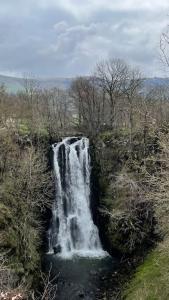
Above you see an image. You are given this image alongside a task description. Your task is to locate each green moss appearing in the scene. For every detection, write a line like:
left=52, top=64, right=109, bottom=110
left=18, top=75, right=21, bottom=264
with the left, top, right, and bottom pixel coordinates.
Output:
left=99, top=130, right=113, bottom=143
left=100, top=128, right=131, bottom=142
left=36, top=126, right=49, bottom=138
left=17, top=120, right=49, bottom=140
left=124, top=246, right=169, bottom=300
left=18, top=122, right=31, bottom=136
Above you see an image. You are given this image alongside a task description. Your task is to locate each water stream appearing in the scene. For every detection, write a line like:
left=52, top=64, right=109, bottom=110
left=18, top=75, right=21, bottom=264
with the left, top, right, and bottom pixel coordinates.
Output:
left=45, top=137, right=118, bottom=299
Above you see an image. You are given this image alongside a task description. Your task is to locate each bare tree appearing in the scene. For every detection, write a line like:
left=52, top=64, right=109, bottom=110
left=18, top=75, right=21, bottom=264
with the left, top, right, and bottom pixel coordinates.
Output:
left=22, top=74, right=39, bottom=100
left=95, top=58, right=129, bottom=128
left=71, top=76, right=106, bottom=136
left=160, top=25, right=169, bottom=69
left=124, top=68, right=143, bottom=144
left=33, top=268, right=59, bottom=300
left=38, top=88, right=72, bottom=137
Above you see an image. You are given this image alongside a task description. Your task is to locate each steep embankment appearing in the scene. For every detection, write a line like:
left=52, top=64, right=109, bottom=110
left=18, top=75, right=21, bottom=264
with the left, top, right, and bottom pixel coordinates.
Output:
left=92, top=128, right=169, bottom=299
left=93, top=129, right=157, bottom=257
left=123, top=130, right=169, bottom=299
left=0, top=127, right=53, bottom=295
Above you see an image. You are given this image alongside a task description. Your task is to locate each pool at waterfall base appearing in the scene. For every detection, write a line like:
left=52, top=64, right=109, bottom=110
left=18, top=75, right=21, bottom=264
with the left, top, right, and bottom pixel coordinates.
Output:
left=43, top=254, right=119, bottom=300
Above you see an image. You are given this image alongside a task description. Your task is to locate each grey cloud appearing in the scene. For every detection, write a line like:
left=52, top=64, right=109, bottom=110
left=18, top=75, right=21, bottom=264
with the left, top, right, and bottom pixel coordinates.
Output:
left=0, top=1, right=168, bottom=77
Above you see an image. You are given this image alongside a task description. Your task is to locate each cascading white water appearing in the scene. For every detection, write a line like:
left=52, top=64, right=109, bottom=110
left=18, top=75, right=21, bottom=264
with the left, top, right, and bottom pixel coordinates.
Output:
left=48, top=137, right=106, bottom=258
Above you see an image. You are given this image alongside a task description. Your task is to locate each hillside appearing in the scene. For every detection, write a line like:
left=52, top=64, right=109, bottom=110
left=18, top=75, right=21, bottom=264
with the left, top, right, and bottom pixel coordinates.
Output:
left=0, top=75, right=72, bottom=93
left=0, top=75, right=169, bottom=93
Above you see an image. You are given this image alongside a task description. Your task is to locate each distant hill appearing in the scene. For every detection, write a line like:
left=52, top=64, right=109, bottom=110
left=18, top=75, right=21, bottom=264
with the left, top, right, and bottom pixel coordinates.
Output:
left=143, top=77, right=169, bottom=89
left=0, top=74, right=169, bottom=94
left=0, top=75, right=73, bottom=93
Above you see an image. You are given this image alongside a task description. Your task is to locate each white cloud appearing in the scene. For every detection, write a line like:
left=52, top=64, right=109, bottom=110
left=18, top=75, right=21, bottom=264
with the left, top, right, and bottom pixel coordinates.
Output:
left=34, top=0, right=169, bottom=20
left=53, top=21, right=68, bottom=32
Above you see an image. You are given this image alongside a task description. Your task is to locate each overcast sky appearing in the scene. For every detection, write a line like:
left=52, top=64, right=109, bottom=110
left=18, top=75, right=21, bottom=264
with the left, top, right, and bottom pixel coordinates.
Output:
left=0, top=0, right=169, bottom=78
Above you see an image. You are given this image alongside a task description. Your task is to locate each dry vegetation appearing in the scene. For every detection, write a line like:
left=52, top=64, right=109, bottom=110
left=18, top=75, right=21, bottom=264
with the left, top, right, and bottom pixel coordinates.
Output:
left=1, top=58, right=169, bottom=299
left=0, top=83, right=56, bottom=298
left=123, top=130, right=169, bottom=299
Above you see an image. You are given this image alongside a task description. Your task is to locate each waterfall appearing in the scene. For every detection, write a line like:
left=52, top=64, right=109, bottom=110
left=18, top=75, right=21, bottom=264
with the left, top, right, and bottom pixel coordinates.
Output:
left=48, top=137, right=106, bottom=258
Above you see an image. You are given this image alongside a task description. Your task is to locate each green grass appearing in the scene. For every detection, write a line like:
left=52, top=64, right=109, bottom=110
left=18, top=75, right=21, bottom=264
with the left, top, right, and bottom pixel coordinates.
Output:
left=123, top=241, right=169, bottom=300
